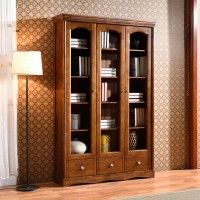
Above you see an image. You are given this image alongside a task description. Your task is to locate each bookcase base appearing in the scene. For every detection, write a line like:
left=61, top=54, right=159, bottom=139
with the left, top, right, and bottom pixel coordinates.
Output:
left=60, top=170, right=155, bottom=186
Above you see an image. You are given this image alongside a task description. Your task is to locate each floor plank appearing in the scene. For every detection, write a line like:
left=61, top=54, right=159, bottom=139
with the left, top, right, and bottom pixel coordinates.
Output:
left=1, top=170, right=200, bottom=200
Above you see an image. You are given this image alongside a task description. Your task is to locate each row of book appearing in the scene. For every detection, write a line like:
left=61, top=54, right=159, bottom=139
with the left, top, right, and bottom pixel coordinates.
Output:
left=101, top=119, right=116, bottom=128
left=129, top=93, right=144, bottom=103
left=130, top=108, right=145, bottom=127
left=102, top=82, right=111, bottom=102
left=71, top=38, right=88, bottom=48
left=101, top=31, right=117, bottom=49
left=101, top=67, right=116, bottom=77
left=70, top=93, right=87, bottom=103
left=130, top=57, right=146, bottom=77
left=72, top=56, right=90, bottom=76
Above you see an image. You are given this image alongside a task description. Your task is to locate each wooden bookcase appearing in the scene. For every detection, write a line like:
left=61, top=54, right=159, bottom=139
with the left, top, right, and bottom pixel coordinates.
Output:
left=54, top=14, right=155, bottom=186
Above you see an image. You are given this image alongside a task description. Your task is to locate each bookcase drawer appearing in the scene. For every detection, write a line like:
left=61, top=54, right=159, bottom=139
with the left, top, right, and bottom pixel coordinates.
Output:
left=125, top=152, right=148, bottom=172
left=68, top=159, right=95, bottom=177
left=98, top=157, right=123, bottom=175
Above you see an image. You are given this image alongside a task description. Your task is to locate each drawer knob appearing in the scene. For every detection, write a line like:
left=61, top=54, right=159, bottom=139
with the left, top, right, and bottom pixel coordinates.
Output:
left=137, top=161, right=142, bottom=165
left=80, top=166, right=85, bottom=170
left=109, top=163, right=114, bottom=168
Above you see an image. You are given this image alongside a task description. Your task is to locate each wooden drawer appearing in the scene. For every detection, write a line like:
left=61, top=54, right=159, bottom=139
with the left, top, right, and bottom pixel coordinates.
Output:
left=68, top=159, right=95, bottom=177
left=125, top=152, right=148, bottom=172
left=98, top=157, right=123, bottom=175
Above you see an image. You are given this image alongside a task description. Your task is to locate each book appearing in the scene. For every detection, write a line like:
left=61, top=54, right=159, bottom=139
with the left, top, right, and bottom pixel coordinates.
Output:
left=71, top=93, right=86, bottom=97
left=131, top=108, right=145, bottom=127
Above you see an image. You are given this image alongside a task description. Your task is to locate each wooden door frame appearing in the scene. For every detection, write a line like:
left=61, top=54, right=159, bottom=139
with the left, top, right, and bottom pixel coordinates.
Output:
left=185, top=0, right=198, bottom=168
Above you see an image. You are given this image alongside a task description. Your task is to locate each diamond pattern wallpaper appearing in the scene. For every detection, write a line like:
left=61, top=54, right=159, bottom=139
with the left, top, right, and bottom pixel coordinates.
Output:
left=17, top=0, right=187, bottom=183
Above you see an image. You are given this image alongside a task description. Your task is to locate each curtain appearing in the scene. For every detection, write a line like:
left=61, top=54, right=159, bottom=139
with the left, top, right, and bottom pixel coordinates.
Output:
left=0, top=0, right=18, bottom=186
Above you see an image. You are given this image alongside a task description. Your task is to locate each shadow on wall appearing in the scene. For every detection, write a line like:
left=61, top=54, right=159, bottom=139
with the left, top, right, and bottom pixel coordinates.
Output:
left=17, top=18, right=55, bottom=184
left=168, top=0, right=189, bottom=170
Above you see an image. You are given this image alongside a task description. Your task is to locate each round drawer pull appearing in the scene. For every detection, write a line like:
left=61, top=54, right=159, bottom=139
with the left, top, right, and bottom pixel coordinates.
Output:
left=109, top=163, right=114, bottom=168
left=80, top=166, right=85, bottom=170
left=137, top=161, right=142, bottom=165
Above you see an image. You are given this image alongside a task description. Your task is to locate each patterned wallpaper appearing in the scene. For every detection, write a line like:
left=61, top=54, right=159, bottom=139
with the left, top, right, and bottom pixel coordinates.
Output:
left=17, top=0, right=187, bottom=183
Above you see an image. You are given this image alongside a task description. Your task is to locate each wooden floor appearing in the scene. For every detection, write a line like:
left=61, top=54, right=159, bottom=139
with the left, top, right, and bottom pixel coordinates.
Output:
left=1, top=170, right=200, bottom=200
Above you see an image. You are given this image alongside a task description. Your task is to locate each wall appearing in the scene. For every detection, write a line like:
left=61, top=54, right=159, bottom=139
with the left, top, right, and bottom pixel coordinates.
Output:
left=17, top=0, right=186, bottom=183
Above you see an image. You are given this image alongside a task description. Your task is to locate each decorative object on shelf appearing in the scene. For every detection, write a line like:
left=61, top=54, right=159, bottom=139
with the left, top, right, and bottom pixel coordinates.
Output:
left=71, top=114, right=81, bottom=129
left=101, top=134, right=111, bottom=152
left=12, top=51, right=43, bottom=191
left=129, top=131, right=137, bottom=150
left=71, top=140, right=87, bottom=154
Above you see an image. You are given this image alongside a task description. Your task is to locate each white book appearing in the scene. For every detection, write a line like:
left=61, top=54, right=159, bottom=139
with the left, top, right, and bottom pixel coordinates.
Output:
left=129, top=92, right=143, bottom=94
left=101, top=71, right=116, bottom=75
left=101, top=121, right=116, bottom=124
left=71, top=41, right=87, bottom=44
left=102, top=82, right=105, bottom=102
left=71, top=99, right=86, bottom=103
left=129, top=94, right=143, bottom=96
left=104, top=32, right=107, bottom=49
left=129, top=99, right=143, bottom=103
left=101, top=125, right=115, bottom=128
left=71, top=38, right=87, bottom=42
left=71, top=93, right=86, bottom=97
left=101, top=120, right=115, bottom=123
left=71, top=44, right=87, bottom=48
left=101, top=32, right=104, bottom=48
left=71, top=96, right=86, bottom=100
left=104, top=82, right=107, bottom=101
left=101, top=67, right=116, bottom=71
left=78, top=56, right=82, bottom=76
left=107, top=32, right=109, bottom=48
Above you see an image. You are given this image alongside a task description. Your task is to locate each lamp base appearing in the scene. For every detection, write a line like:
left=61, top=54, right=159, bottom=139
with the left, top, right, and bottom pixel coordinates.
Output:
left=17, top=184, right=38, bottom=192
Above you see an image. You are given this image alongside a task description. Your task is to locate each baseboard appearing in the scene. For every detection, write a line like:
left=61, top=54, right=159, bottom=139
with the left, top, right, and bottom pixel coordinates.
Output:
left=0, top=176, right=17, bottom=187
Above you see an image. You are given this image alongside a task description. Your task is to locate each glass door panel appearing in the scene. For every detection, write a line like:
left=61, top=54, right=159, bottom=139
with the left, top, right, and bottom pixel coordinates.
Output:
left=70, top=27, right=92, bottom=156
left=128, top=32, right=148, bottom=152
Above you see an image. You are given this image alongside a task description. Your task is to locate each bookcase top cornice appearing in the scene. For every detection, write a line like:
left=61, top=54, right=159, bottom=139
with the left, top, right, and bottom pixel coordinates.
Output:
left=53, top=14, right=155, bottom=27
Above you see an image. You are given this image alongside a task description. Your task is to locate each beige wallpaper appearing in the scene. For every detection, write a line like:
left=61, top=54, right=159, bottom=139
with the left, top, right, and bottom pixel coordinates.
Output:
left=17, top=0, right=187, bottom=183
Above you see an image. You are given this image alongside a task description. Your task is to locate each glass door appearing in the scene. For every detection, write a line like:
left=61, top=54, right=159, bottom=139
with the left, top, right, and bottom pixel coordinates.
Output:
left=96, top=24, right=125, bottom=157
left=125, top=26, right=152, bottom=158
left=66, top=22, right=96, bottom=159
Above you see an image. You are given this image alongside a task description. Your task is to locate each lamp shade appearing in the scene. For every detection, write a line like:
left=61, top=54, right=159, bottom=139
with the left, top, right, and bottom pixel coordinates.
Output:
left=12, top=51, right=43, bottom=75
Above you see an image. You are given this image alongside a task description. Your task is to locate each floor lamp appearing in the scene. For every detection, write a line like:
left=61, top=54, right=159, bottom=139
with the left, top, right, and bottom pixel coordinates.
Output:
left=12, top=51, right=43, bottom=191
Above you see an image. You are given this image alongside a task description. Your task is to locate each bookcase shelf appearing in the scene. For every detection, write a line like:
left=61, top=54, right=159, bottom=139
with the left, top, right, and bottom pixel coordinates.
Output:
left=71, top=76, right=89, bottom=79
left=71, top=129, right=89, bottom=132
left=129, top=101, right=145, bottom=104
left=101, top=127, right=118, bottom=131
left=71, top=102, right=89, bottom=104
left=101, top=101, right=118, bottom=104
left=102, top=48, right=118, bottom=51
left=129, top=127, right=145, bottom=130
left=55, top=14, right=154, bottom=186
left=101, top=76, right=118, bottom=79
left=71, top=47, right=89, bottom=50
left=130, top=49, right=145, bottom=52
left=129, top=76, right=146, bottom=79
